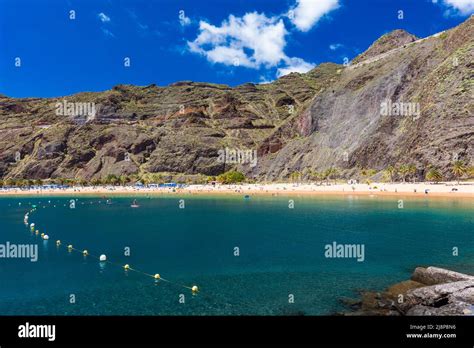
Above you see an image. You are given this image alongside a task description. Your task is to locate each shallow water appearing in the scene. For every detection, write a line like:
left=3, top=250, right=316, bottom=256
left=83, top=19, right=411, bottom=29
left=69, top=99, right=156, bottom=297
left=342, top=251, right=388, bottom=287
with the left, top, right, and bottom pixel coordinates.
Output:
left=0, top=194, right=472, bottom=315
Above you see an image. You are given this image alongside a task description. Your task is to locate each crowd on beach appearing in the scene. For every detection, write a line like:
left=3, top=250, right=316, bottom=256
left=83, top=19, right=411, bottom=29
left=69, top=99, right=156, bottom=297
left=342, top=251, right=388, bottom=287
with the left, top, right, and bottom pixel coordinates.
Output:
left=1, top=181, right=473, bottom=197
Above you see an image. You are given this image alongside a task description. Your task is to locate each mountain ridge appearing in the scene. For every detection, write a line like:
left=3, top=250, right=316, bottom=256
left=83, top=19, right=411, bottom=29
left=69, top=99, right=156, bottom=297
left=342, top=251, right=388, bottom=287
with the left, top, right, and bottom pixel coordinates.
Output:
left=0, top=16, right=472, bottom=182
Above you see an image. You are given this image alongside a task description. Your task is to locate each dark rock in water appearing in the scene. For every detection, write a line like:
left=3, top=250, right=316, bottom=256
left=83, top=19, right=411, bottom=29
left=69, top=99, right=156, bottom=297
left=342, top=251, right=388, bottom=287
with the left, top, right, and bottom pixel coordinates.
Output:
left=411, top=266, right=474, bottom=285
left=339, top=297, right=362, bottom=311
left=344, top=267, right=474, bottom=316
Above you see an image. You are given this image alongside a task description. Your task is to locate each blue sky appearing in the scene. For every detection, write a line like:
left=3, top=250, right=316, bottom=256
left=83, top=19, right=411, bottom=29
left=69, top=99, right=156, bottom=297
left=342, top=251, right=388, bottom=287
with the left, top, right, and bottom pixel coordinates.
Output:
left=1, top=0, right=473, bottom=98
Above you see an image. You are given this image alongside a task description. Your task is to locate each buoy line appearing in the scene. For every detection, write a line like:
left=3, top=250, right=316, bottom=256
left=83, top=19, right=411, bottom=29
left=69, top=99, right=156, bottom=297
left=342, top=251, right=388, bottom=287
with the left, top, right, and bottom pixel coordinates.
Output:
left=24, top=207, right=198, bottom=294
left=20, top=201, right=279, bottom=313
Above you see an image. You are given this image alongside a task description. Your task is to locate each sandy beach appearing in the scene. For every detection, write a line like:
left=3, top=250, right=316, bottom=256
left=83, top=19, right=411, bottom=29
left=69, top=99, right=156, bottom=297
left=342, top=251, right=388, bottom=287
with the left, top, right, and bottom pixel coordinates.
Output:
left=1, top=182, right=473, bottom=198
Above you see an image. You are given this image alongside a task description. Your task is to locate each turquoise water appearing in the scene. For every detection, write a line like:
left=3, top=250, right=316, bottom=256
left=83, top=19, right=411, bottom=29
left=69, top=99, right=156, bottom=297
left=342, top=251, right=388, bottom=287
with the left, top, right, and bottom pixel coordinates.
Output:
left=0, top=194, right=472, bottom=315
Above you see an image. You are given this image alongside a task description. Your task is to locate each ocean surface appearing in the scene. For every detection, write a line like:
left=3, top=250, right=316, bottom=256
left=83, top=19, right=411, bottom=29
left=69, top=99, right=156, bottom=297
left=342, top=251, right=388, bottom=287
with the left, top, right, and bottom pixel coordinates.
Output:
left=0, top=194, right=472, bottom=315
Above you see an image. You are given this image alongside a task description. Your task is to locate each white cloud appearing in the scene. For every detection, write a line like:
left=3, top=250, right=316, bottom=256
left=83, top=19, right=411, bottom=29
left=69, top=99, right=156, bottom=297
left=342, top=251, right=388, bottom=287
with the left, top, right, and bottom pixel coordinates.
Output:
left=440, top=0, right=474, bottom=15
left=187, top=3, right=334, bottom=79
left=127, top=9, right=149, bottom=31
left=289, top=0, right=339, bottom=32
left=329, top=43, right=343, bottom=50
left=188, top=12, right=288, bottom=68
left=206, top=46, right=254, bottom=67
left=259, top=75, right=274, bottom=84
left=101, top=28, right=115, bottom=38
left=276, top=57, right=315, bottom=77
left=180, top=15, right=191, bottom=26
left=98, top=12, right=111, bottom=23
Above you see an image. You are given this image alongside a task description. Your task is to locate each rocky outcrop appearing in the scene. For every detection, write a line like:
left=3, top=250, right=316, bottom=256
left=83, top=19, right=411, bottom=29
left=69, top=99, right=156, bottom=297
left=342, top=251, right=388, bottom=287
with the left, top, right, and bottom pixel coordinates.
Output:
left=352, top=29, right=418, bottom=65
left=402, top=280, right=474, bottom=315
left=411, top=266, right=474, bottom=285
left=343, top=267, right=474, bottom=316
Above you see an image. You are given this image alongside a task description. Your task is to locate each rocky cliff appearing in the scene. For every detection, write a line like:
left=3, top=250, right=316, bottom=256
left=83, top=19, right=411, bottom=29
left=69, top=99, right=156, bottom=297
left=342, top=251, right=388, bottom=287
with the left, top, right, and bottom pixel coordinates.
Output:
left=0, top=16, right=472, bottom=181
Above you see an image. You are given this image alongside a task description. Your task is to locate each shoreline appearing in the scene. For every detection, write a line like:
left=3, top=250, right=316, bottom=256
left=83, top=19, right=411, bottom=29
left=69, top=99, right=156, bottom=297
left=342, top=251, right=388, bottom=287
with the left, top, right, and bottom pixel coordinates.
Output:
left=1, top=182, right=473, bottom=199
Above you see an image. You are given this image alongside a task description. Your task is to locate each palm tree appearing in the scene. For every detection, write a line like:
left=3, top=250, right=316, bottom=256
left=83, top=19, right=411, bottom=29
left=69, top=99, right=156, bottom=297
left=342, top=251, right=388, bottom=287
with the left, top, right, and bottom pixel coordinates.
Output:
left=321, top=170, right=329, bottom=185
left=207, top=176, right=216, bottom=183
left=34, top=179, right=43, bottom=186
left=324, top=167, right=338, bottom=185
left=331, top=167, right=339, bottom=184
left=302, top=168, right=311, bottom=182
left=151, top=173, right=163, bottom=184
left=5, top=178, right=16, bottom=187
left=119, top=175, right=129, bottom=186
left=139, top=174, right=151, bottom=185
left=323, top=169, right=331, bottom=185
left=407, top=164, right=417, bottom=183
left=451, top=160, right=466, bottom=184
left=129, top=174, right=139, bottom=184
left=384, top=165, right=397, bottom=183
left=468, top=166, right=474, bottom=179
left=91, top=178, right=102, bottom=186
left=17, top=179, right=27, bottom=188
left=311, top=170, right=323, bottom=185
left=289, top=171, right=301, bottom=183
left=368, top=169, right=377, bottom=177
left=398, top=164, right=410, bottom=183
left=426, top=167, right=443, bottom=183
left=105, top=174, right=119, bottom=185
left=77, top=178, right=88, bottom=186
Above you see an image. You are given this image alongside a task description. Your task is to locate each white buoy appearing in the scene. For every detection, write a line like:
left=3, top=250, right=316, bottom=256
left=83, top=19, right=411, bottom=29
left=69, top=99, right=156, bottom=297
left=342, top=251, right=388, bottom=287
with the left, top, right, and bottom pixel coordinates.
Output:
left=100, top=254, right=107, bottom=262
left=30, top=223, right=35, bottom=228
left=43, top=235, right=49, bottom=240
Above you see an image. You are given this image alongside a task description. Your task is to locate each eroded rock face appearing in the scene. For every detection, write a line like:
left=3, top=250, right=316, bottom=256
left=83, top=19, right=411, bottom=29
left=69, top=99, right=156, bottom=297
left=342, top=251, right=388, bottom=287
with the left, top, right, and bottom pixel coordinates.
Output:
left=0, top=17, right=472, bottom=181
left=0, top=64, right=336, bottom=180
left=249, top=16, right=473, bottom=181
